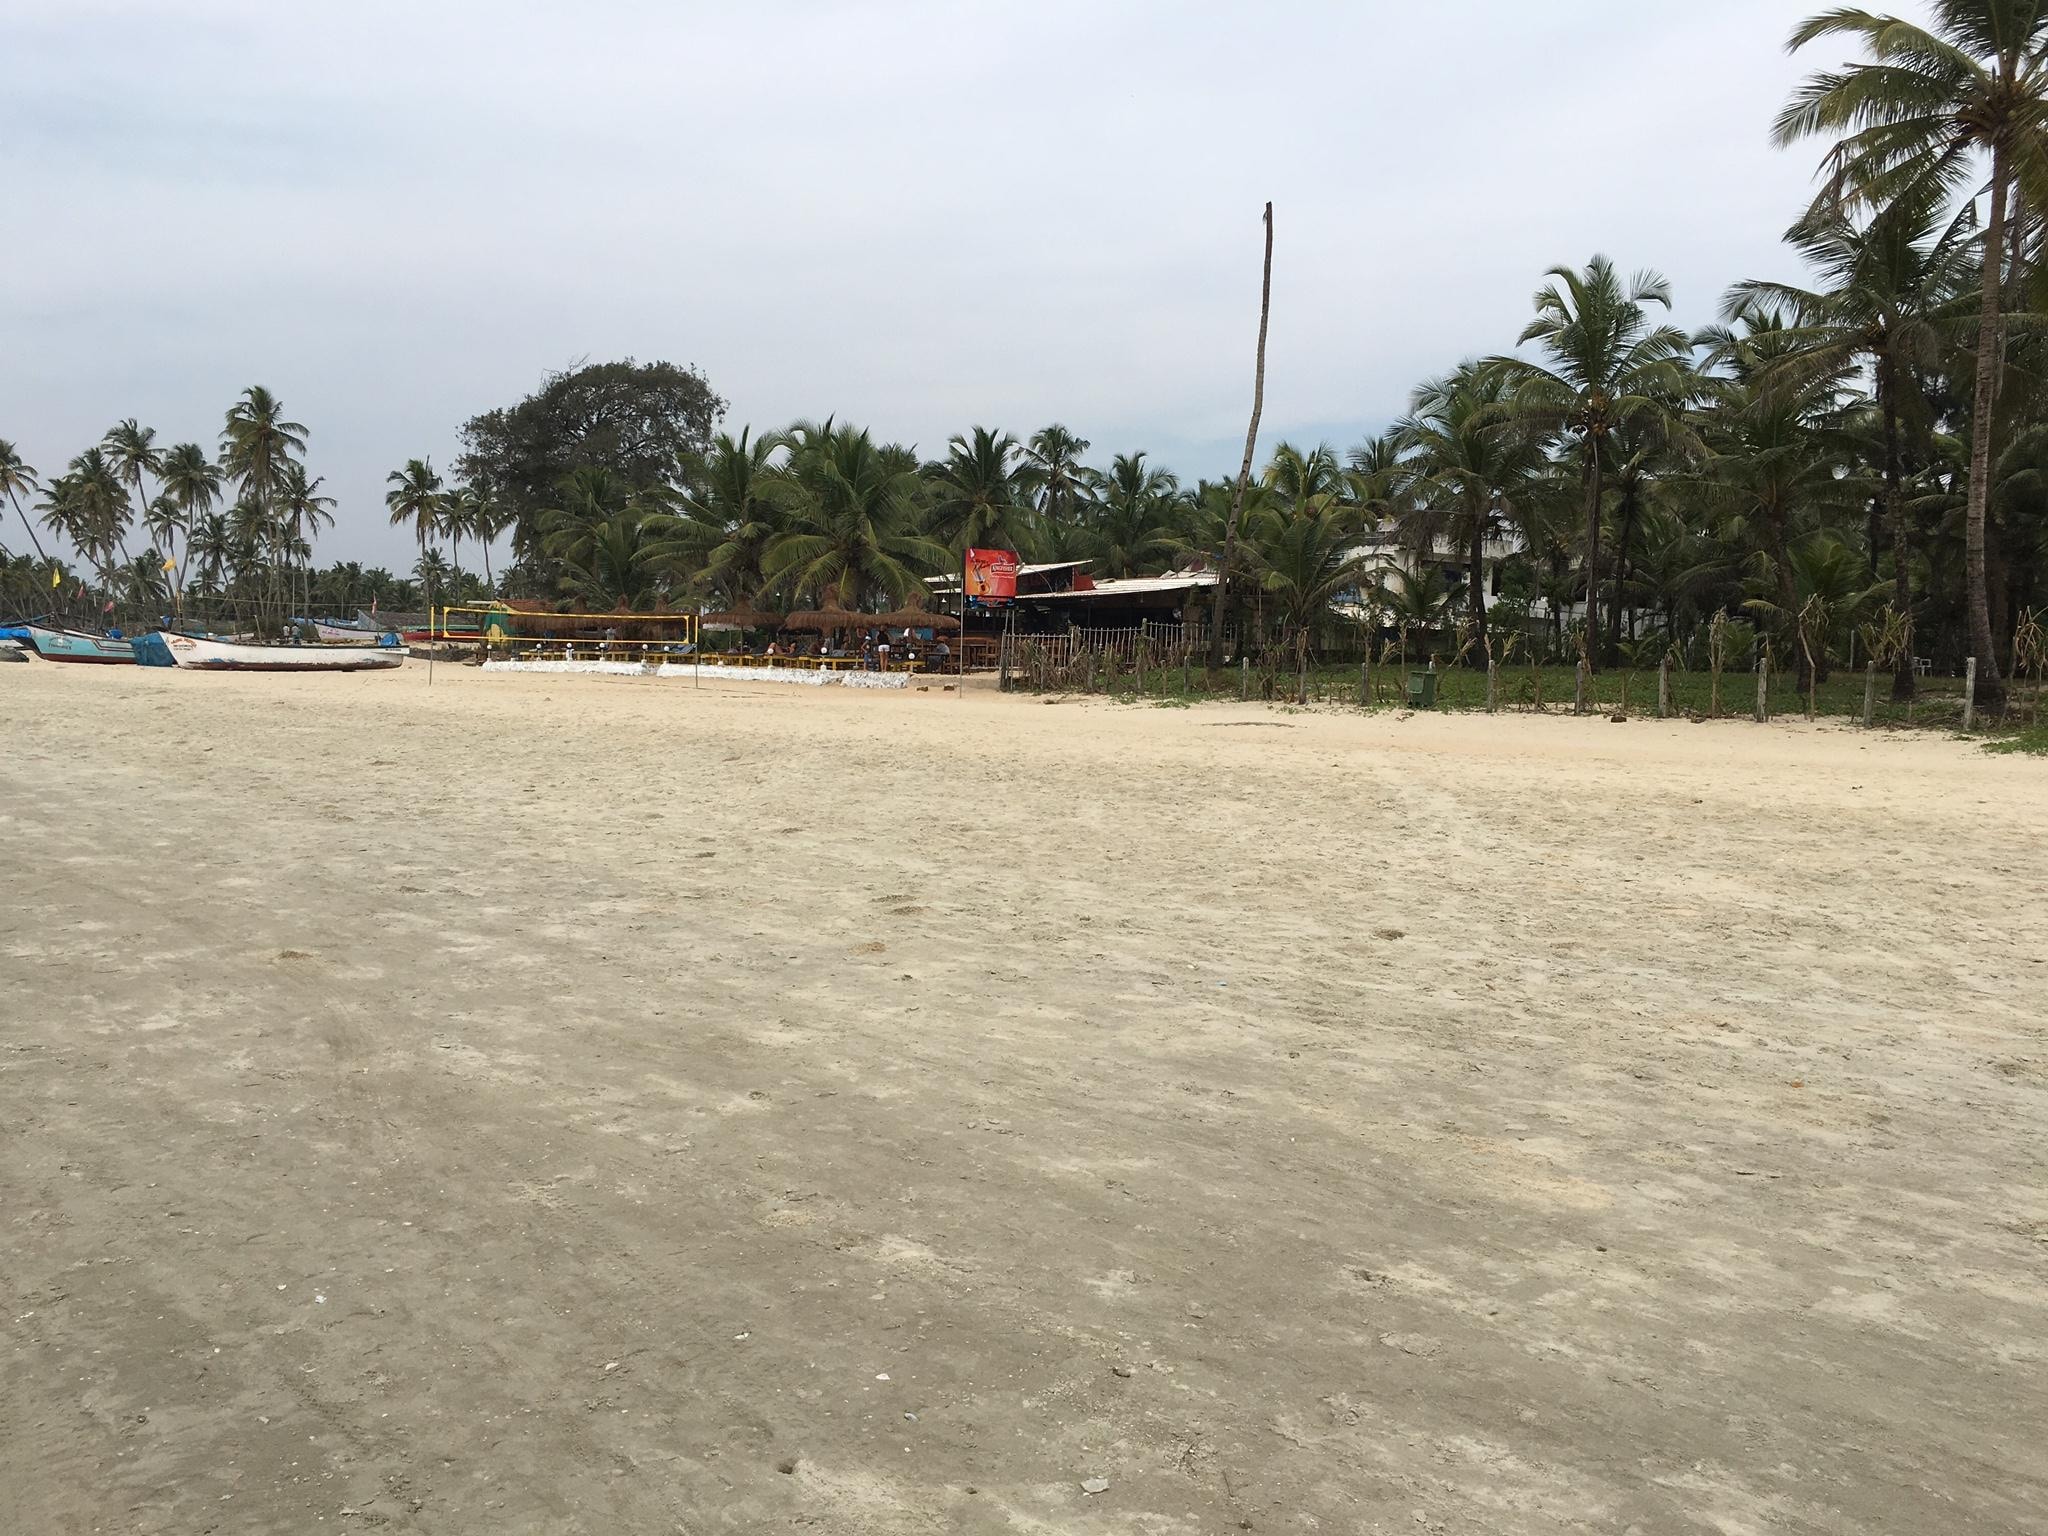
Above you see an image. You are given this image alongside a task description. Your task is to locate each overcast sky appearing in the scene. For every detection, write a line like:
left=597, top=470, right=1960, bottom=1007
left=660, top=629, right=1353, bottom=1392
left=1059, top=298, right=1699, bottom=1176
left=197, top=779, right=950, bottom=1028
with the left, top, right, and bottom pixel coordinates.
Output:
left=2, top=0, right=1907, bottom=568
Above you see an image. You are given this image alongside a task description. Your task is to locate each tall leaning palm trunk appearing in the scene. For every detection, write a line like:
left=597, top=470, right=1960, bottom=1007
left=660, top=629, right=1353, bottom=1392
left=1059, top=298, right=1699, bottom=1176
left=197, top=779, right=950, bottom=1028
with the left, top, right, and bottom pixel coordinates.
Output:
left=1877, top=358, right=1917, bottom=700
left=1208, top=201, right=1274, bottom=671
left=1964, top=139, right=2010, bottom=691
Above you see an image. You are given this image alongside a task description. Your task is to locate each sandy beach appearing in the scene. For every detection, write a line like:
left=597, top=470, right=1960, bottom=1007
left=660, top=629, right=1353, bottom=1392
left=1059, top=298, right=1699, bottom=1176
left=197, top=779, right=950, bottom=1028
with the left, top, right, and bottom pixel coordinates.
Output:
left=3, top=660, right=2045, bottom=1534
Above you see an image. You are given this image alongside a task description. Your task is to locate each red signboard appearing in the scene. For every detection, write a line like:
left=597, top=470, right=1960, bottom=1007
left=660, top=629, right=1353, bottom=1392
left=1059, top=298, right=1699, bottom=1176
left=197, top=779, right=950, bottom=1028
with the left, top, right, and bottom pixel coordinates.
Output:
left=964, top=548, right=1019, bottom=605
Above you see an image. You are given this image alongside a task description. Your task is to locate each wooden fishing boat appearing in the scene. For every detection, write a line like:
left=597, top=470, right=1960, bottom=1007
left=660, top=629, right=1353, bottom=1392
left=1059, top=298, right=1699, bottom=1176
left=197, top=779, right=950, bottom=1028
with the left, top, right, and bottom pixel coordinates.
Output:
left=24, top=626, right=138, bottom=664
left=313, top=619, right=386, bottom=643
left=162, top=633, right=407, bottom=672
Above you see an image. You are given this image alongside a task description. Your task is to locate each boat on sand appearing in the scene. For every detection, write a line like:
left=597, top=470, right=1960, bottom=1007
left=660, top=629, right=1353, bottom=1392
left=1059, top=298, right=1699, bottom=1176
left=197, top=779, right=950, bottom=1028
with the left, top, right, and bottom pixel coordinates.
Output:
left=162, top=633, right=407, bottom=672
left=24, top=626, right=138, bottom=664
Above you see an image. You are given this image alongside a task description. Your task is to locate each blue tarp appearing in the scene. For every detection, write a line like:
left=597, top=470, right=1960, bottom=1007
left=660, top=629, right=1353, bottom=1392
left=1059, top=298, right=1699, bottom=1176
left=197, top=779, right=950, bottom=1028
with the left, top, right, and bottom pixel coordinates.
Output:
left=132, top=633, right=175, bottom=667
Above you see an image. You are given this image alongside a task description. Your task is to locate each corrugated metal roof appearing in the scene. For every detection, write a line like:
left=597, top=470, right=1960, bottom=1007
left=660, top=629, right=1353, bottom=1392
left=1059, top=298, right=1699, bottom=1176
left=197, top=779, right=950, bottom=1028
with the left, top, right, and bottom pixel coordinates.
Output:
left=1023, top=572, right=1218, bottom=599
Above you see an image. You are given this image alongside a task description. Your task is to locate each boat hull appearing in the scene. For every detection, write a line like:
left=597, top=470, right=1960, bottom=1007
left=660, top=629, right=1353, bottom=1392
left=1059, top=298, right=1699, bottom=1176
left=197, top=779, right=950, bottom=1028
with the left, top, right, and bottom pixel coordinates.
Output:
left=162, top=633, right=407, bottom=671
left=313, top=620, right=386, bottom=643
left=25, top=626, right=137, bottom=664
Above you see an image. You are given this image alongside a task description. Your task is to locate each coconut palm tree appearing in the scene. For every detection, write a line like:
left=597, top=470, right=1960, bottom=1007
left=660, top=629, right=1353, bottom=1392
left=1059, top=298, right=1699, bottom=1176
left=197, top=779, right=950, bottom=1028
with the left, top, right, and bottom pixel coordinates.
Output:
left=1395, top=364, right=1541, bottom=663
left=458, top=481, right=511, bottom=591
left=1489, top=257, right=1695, bottom=666
left=1776, top=2, right=2048, bottom=698
left=1241, top=500, right=1375, bottom=647
left=764, top=425, right=946, bottom=609
left=45, top=448, right=132, bottom=595
left=186, top=510, right=234, bottom=596
left=925, top=426, right=1032, bottom=554
left=276, top=462, right=335, bottom=616
left=386, top=457, right=444, bottom=610
left=119, top=549, right=171, bottom=610
left=1727, top=196, right=1979, bottom=697
left=220, top=387, right=307, bottom=512
left=437, top=488, right=470, bottom=598
left=413, top=547, right=452, bottom=598
left=156, top=441, right=222, bottom=611
left=1018, top=425, right=1099, bottom=538
left=0, top=440, right=48, bottom=563
left=1691, top=307, right=1864, bottom=688
left=1091, top=452, right=1181, bottom=578
left=679, top=427, right=786, bottom=606
left=102, top=420, right=159, bottom=567
left=1262, top=441, right=1352, bottom=522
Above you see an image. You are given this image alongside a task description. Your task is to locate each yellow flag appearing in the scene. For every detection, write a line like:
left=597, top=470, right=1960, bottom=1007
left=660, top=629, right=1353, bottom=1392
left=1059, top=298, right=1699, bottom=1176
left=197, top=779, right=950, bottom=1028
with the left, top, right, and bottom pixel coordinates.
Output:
left=162, top=556, right=177, bottom=571
left=50, top=567, right=61, bottom=588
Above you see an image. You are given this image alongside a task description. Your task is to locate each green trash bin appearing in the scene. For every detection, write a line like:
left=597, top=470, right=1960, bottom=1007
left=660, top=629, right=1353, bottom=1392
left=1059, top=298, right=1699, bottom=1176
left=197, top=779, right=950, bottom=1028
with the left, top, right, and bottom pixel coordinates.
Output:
left=1405, top=669, right=1439, bottom=708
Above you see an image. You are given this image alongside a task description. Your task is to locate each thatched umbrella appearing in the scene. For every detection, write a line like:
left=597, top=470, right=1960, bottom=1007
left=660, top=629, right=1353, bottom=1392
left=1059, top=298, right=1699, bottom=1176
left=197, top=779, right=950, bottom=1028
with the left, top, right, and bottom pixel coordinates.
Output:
left=702, top=608, right=785, bottom=631
left=874, top=608, right=960, bottom=632
left=782, top=609, right=867, bottom=633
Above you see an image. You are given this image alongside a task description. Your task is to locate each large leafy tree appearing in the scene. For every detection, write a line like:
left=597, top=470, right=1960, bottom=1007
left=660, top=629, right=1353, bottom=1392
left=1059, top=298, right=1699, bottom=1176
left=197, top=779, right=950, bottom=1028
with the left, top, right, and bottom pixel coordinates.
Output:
left=1777, top=0, right=2048, bottom=697
left=1489, top=258, right=1694, bottom=666
left=456, top=358, right=724, bottom=556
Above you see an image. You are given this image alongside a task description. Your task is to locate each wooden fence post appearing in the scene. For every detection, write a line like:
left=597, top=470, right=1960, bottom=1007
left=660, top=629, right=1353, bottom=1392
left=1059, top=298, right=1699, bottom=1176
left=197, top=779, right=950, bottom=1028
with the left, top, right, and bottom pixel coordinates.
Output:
left=1755, top=653, right=1768, bottom=723
left=1240, top=655, right=1249, bottom=701
left=1862, top=661, right=1877, bottom=727
left=1486, top=660, right=1498, bottom=712
left=1359, top=661, right=1369, bottom=709
left=1657, top=656, right=1670, bottom=719
left=1574, top=660, right=1588, bottom=716
left=1964, top=656, right=1977, bottom=731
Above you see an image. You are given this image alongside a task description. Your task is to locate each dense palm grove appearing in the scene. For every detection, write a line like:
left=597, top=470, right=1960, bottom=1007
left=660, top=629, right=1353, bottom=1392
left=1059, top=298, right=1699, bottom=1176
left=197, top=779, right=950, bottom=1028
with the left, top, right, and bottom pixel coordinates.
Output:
left=7, top=6, right=2048, bottom=702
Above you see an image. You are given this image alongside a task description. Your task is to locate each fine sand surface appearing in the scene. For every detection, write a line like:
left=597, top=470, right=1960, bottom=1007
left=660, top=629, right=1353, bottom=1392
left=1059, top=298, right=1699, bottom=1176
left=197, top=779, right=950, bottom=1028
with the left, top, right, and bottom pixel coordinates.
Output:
left=4, top=660, right=2045, bottom=1535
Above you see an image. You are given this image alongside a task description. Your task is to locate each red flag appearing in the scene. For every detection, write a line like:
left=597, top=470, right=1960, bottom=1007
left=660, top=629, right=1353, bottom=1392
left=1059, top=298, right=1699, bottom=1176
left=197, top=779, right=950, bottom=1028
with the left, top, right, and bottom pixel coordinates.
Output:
left=104, top=600, right=116, bottom=613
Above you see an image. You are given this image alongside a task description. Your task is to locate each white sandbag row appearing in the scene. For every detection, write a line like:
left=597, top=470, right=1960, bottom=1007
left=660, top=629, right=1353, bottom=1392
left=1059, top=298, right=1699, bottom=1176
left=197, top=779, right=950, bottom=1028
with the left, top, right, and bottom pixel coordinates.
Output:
left=481, top=658, right=910, bottom=689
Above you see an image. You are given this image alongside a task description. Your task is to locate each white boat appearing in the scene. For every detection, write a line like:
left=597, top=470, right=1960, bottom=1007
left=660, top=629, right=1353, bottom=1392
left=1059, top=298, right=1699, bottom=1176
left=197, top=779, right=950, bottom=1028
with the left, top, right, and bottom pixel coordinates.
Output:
left=162, top=632, right=407, bottom=672
left=313, top=619, right=386, bottom=643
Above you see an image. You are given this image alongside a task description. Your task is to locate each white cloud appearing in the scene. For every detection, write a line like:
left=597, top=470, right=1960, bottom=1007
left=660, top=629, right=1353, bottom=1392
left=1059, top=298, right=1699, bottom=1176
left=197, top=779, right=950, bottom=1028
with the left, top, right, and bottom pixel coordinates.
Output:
left=0, top=0, right=1925, bottom=565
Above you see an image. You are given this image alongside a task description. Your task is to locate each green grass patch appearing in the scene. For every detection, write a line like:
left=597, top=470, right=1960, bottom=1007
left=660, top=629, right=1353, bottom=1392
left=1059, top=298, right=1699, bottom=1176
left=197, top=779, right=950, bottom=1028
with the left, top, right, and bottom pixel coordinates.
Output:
left=1985, top=724, right=2048, bottom=755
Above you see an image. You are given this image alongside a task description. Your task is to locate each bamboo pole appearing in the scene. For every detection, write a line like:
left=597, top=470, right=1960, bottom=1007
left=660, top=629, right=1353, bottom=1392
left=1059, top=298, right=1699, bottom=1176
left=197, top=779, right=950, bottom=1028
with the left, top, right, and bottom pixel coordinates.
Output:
left=1755, top=652, right=1768, bottom=723
left=1574, top=660, right=1588, bottom=716
left=1657, top=655, right=1671, bottom=719
left=1862, top=661, right=1876, bottom=727
left=1964, top=656, right=1977, bottom=731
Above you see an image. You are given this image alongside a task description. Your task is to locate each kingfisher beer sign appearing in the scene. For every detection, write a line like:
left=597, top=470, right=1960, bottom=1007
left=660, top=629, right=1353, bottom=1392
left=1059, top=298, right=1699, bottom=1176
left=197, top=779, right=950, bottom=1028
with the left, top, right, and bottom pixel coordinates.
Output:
left=963, top=548, right=1019, bottom=605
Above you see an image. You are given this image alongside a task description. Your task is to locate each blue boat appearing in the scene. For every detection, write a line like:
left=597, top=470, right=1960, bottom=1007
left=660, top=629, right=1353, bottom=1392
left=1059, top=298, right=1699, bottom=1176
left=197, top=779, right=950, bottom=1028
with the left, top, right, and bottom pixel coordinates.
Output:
left=131, top=632, right=176, bottom=667
left=24, top=625, right=138, bottom=664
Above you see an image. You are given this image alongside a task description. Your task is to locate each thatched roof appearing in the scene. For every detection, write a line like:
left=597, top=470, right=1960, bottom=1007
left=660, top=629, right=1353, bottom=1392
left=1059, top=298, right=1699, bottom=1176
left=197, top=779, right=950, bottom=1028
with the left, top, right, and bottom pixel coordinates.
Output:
left=873, top=609, right=960, bottom=632
left=702, top=608, right=785, bottom=630
left=781, top=609, right=867, bottom=632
